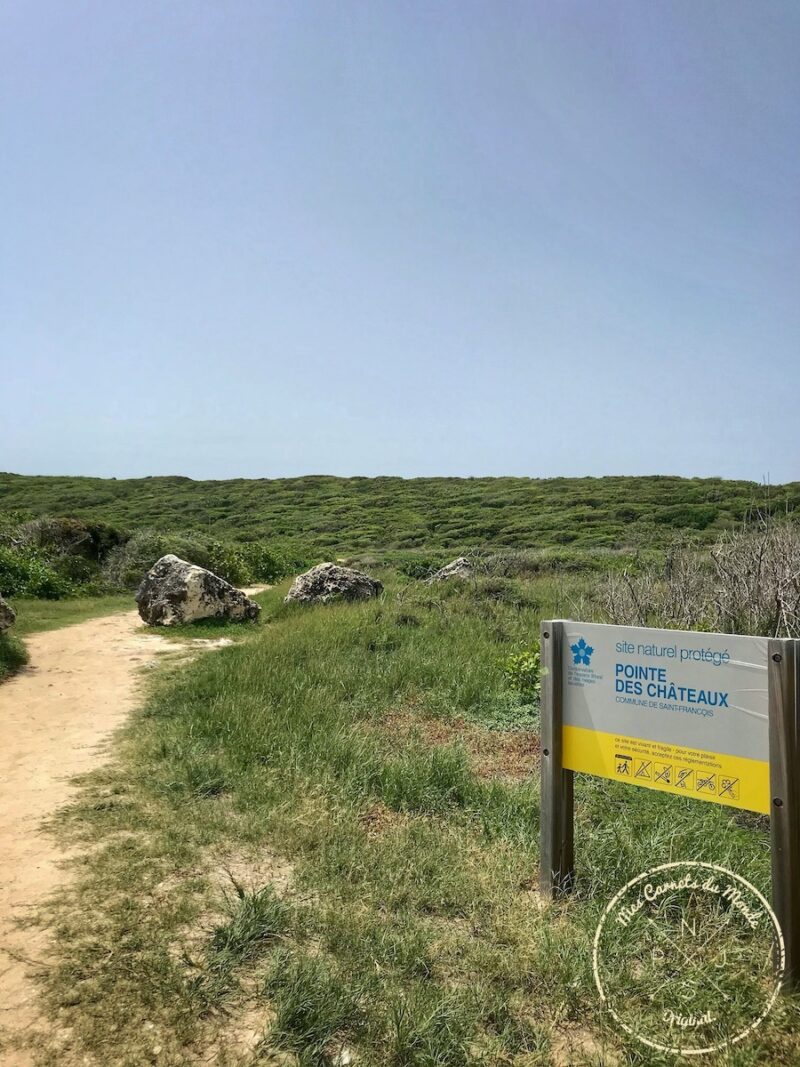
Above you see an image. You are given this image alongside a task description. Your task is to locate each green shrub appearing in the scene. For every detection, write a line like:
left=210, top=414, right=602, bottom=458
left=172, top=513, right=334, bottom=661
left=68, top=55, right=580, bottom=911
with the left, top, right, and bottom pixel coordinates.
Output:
left=0, top=546, right=72, bottom=599
left=393, top=555, right=448, bottom=580
left=207, top=541, right=252, bottom=586
left=101, top=529, right=213, bottom=590
left=12, top=516, right=125, bottom=562
left=0, top=631, right=28, bottom=680
left=101, top=530, right=292, bottom=590
left=240, top=543, right=292, bottom=582
left=501, top=645, right=540, bottom=701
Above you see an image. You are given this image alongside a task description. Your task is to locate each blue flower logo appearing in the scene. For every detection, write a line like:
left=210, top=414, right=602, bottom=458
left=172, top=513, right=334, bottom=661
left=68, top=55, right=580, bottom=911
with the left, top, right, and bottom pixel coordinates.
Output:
left=571, top=637, right=594, bottom=666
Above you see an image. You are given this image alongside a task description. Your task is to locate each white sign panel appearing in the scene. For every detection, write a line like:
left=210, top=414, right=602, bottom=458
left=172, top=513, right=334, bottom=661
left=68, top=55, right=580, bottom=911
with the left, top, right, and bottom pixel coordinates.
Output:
left=560, top=621, right=769, bottom=812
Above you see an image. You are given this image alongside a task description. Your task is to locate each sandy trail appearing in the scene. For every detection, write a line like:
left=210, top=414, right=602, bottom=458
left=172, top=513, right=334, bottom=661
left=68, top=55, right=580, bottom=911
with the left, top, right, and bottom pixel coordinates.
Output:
left=0, top=589, right=268, bottom=1065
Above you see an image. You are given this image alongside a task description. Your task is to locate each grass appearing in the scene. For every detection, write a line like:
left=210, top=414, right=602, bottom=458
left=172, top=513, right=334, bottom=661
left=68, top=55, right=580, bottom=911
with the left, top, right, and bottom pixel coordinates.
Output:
left=10, top=594, right=133, bottom=636
left=0, top=630, right=28, bottom=680
left=30, top=573, right=800, bottom=1066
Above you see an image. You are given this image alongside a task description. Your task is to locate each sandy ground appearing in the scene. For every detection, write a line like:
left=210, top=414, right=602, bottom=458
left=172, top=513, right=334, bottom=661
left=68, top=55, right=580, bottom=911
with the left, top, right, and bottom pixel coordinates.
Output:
left=0, top=590, right=268, bottom=1066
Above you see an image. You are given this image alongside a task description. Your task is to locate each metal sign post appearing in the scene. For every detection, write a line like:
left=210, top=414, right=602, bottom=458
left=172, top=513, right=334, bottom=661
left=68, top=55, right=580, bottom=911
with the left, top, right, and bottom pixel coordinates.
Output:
left=768, top=638, right=800, bottom=985
left=539, top=620, right=574, bottom=897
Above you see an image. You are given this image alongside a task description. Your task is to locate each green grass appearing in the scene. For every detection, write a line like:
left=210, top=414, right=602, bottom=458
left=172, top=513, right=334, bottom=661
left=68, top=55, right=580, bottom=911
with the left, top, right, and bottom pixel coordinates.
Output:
left=31, top=576, right=800, bottom=1066
left=3, top=471, right=796, bottom=554
left=10, top=594, right=133, bottom=636
left=0, top=630, right=28, bottom=680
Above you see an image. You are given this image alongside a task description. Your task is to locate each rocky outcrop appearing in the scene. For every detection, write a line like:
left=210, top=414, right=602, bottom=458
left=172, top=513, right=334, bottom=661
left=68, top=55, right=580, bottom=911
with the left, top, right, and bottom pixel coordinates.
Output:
left=135, top=555, right=260, bottom=626
left=425, top=557, right=473, bottom=584
left=284, top=562, right=383, bottom=604
left=0, top=595, right=16, bottom=633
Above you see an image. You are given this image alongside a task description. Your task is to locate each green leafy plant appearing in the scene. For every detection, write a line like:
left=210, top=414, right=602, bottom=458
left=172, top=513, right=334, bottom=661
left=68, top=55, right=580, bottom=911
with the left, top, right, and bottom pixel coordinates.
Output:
left=0, top=545, right=72, bottom=599
left=501, top=644, right=541, bottom=701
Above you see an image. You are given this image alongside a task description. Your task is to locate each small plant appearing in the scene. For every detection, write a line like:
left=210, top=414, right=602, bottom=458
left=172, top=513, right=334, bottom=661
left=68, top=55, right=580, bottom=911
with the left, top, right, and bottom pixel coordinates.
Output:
left=395, top=555, right=448, bottom=580
left=265, top=950, right=366, bottom=1062
left=501, top=644, right=541, bottom=701
left=209, top=883, right=289, bottom=964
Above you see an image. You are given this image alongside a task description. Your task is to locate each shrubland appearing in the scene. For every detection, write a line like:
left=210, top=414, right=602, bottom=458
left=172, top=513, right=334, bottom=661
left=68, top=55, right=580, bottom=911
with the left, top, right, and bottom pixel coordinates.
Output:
left=599, top=520, right=800, bottom=637
left=1, top=472, right=797, bottom=605
left=0, top=513, right=301, bottom=600
left=2, top=472, right=797, bottom=555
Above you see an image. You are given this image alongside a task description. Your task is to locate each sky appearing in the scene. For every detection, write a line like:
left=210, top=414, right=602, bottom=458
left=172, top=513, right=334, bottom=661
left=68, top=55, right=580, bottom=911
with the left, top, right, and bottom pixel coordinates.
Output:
left=1, top=1, right=798, bottom=482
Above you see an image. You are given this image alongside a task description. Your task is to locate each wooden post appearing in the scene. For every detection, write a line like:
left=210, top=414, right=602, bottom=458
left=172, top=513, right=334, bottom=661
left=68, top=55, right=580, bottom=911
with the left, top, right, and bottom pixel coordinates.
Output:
left=540, top=620, right=574, bottom=897
left=768, top=637, right=800, bottom=987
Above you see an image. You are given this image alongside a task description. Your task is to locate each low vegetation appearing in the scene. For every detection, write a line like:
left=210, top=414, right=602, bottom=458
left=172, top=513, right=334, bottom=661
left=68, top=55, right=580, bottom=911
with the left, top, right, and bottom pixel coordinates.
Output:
left=33, top=534, right=800, bottom=1065
left=0, top=630, right=28, bottom=681
left=3, top=472, right=798, bottom=556
left=0, top=513, right=301, bottom=602
left=599, top=521, right=800, bottom=637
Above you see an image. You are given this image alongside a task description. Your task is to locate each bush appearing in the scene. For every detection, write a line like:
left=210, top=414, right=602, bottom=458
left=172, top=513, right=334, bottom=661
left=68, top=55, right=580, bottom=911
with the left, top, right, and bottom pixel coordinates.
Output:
left=240, top=543, right=289, bottom=583
left=0, top=631, right=28, bottom=681
left=0, top=546, right=72, bottom=599
left=501, top=645, right=541, bottom=701
left=101, top=529, right=293, bottom=590
left=101, top=530, right=213, bottom=590
left=207, top=541, right=251, bottom=586
left=394, top=555, right=449, bottom=580
left=12, top=516, right=125, bottom=562
left=598, top=520, right=800, bottom=637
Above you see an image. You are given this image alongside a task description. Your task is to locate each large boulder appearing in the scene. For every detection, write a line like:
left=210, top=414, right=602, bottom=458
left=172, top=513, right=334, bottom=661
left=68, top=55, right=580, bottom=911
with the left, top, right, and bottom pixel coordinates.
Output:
left=136, top=555, right=260, bottom=626
left=285, top=562, right=383, bottom=604
left=425, top=557, right=473, bottom=584
left=0, top=595, right=16, bottom=633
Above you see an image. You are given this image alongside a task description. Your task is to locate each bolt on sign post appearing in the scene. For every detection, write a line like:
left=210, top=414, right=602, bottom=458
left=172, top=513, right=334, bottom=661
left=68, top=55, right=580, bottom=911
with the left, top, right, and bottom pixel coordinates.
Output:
left=539, top=620, right=800, bottom=985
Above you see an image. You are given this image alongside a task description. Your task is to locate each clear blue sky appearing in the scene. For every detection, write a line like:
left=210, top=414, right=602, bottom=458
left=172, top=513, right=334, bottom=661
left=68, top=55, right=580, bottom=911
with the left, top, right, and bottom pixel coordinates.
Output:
left=2, top=1, right=798, bottom=482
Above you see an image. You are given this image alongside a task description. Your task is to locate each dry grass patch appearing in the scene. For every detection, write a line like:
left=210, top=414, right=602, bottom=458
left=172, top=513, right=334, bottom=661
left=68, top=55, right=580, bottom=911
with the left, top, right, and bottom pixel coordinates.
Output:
left=378, top=709, right=539, bottom=782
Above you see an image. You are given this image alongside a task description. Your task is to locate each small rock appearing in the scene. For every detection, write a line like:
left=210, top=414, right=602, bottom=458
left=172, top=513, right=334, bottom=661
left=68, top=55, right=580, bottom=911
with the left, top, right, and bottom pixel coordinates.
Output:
left=0, top=594, right=16, bottom=633
left=425, top=557, right=473, bottom=584
left=284, top=562, right=383, bottom=604
left=135, top=555, right=260, bottom=626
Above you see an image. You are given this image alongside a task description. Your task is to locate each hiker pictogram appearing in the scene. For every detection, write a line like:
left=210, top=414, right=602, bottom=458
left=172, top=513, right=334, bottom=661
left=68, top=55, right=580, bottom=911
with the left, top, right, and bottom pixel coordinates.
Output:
left=615, top=753, right=632, bottom=776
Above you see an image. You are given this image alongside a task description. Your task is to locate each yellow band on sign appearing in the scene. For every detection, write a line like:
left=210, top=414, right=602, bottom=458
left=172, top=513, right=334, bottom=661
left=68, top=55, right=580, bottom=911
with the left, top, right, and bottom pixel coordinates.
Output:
left=563, top=724, right=770, bottom=815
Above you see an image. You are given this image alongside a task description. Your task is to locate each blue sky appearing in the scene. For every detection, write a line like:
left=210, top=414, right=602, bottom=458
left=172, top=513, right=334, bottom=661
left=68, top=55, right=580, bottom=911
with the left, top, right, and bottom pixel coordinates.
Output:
left=1, top=1, right=798, bottom=481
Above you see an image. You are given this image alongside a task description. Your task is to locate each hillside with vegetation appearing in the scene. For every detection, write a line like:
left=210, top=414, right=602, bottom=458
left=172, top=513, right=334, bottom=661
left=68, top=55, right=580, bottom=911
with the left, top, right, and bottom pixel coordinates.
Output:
left=2, top=472, right=795, bottom=604
left=2, top=472, right=796, bottom=555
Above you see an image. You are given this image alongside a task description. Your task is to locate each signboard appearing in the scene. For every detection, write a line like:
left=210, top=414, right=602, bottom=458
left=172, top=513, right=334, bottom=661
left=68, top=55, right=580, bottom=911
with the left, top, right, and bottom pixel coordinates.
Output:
left=561, top=621, right=769, bottom=814
left=539, top=618, right=800, bottom=988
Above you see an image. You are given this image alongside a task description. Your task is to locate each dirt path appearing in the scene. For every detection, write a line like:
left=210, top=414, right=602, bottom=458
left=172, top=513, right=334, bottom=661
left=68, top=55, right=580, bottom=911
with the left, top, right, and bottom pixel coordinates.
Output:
left=0, top=590, right=268, bottom=1065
